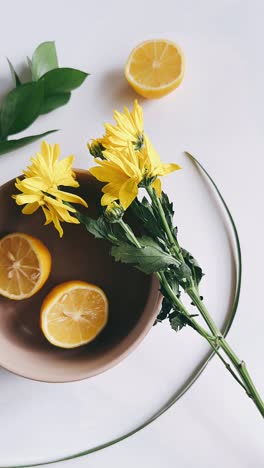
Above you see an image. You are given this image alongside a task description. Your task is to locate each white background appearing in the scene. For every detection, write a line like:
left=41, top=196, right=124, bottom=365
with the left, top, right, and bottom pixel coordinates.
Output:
left=0, top=0, right=264, bottom=467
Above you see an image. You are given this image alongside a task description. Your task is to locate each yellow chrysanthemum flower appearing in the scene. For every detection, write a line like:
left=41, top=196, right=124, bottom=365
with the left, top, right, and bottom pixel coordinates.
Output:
left=90, top=135, right=180, bottom=210
left=102, top=100, right=144, bottom=150
left=13, top=141, right=87, bottom=237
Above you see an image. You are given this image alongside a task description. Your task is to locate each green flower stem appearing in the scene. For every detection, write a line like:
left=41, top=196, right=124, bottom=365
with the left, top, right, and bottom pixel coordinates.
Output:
left=119, top=219, right=142, bottom=248
left=188, top=288, right=264, bottom=416
left=148, top=188, right=264, bottom=417
left=157, top=272, right=251, bottom=395
left=146, top=186, right=184, bottom=262
left=187, top=288, right=219, bottom=336
left=157, top=272, right=215, bottom=340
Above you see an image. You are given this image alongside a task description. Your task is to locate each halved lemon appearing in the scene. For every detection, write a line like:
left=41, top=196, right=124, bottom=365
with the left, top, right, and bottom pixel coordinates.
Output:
left=125, top=39, right=185, bottom=99
left=40, top=281, right=108, bottom=348
left=0, top=233, right=51, bottom=300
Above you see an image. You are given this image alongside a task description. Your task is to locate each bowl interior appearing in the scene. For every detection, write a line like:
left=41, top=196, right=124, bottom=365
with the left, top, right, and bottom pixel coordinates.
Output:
left=0, top=171, right=159, bottom=382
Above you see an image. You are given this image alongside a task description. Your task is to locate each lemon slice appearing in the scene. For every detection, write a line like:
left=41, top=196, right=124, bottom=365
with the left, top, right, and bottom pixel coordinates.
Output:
left=40, top=281, right=108, bottom=348
left=0, top=233, right=51, bottom=300
left=125, top=39, right=185, bottom=99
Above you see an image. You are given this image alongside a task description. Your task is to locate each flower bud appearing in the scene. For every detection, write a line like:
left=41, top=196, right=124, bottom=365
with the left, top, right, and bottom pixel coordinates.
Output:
left=87, top=139, right=105, bottom=159
left=104, top=202, right=124, bottom=223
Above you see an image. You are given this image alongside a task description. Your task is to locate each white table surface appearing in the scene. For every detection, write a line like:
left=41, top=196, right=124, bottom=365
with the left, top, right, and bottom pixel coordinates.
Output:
left=0, top=0, right=264, bottom=467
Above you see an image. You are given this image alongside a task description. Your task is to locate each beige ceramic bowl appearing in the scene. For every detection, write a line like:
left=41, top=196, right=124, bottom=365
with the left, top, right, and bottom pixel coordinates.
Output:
left=0, top=170, right=160, bottom=383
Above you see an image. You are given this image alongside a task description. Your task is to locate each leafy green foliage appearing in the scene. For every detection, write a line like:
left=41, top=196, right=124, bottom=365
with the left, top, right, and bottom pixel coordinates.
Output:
left=27, top=56, right=33, bottom=75
left=182, top=248, right=204, bottom=290
left=156, top=271, right=188, bottom=333
left=160, top=191, right=175, bottom=230
left=0, top=82, right=44, bottom=137
left=75, top=211, right=117, bottom=242
left=130, top=197, right=163, bottom=240
left=157, top=269, right=180, bottom=321
left=40, top=92, right=71, bottom=114
left=6, top=59, right=21, bottom=87
left=75, top=210, right=141, bottom=247
left=169, top=312, right=189, bottom=332
left=40, top=68, right=88, bottom=94
left=0, top=130, right=58, bottom=155
left=31, top=41, right=58, bottom=80
left=156, top=297, right=172, bottom=322
left=173, top=262, right=193, bottom=287
left=131, top=191, right=179, bottom=249
left=75, top=189, right=203, bottom=336
left=111, top=236, right=180, bottom=274
left=0, top=41, right=89, bottom=155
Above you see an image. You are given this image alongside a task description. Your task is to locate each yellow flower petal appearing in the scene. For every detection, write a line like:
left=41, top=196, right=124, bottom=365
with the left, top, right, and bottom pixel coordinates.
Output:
left=15, top=193, right=42, bottom=205
left=119, top=178, right=138, bottom=209
left=102, top=182, right=120, bottom=195
left=53, top=205, right=80, bottom=224
left=102, top=101, right=144, bottom=150
left=143, top=135, right=161, bottom=171
left=113, top=110, right=136, bottom=137
left=42, top=206, right=53, bottom=225
left=48, top=207, right=64, bottom=237
left=94, top=157, right=130, bottom=176
left=103, top=149, right=136, bottom=178
left=101, top=192, right=118, bottom=206
left=102, top=134, right=128, bottom=149
left=126, top=141, right=140, bottom=168
left=49, top=188, right=88, bottom=207
left=43, top=195, right=76, bottom=213
left=18, top=176, right=47, bottom=192
left=54, top=156, right=78, bottom=186
left=22, top=202, right=40, bottom=214
left=158, top=163, right=181, bottom=176
left=52, top=143, right=60, bottom=163
left=40, top=141, right=51, bottom=161
left=90, top=165, right=127, bottom=185
left=131, top=100, right=143, bottom=132
left=151, top=178, right=162, bottom=197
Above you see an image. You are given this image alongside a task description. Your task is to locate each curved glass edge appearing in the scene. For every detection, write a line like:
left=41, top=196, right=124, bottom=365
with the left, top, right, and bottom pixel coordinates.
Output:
left=4, top=154, right=242, bottom=468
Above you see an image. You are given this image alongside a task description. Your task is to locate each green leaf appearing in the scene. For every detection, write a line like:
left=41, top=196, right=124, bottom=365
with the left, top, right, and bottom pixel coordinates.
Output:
left=0, top=82, right=44, bottom=137
left=75, top=211, right=134, bottom=245
left=40, top=68, right=88, bottom=95
left=164, top=269, right=181, bottom=297
left=182, top=248, right=204, bottom=289
left=75, top=212, right=117, bottom=242
left=160, top=191, right=175, bottom=230
left=111, top=236, right=180, bottom=274
left=130, top=198, right=163, bottom=240
left=167, top=262, right=192, bottom=288
left=156, top=267, right=189, bottom=330
left=6, top=58, right=21, bottom=87
left=40, top=92, right=71, bottom=114
left=169, top=312, right=188, bottom=332
left=31, top=41, right=58, bottom=80
left=27, top=56, right=33, bottom=69
left=0, top=129, right=58, bottom=155
left=27, top=56, right=33, bottom=79
left=156, top=297, right=172, bottom=323
left=131, top=193, right=178, bottom=247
